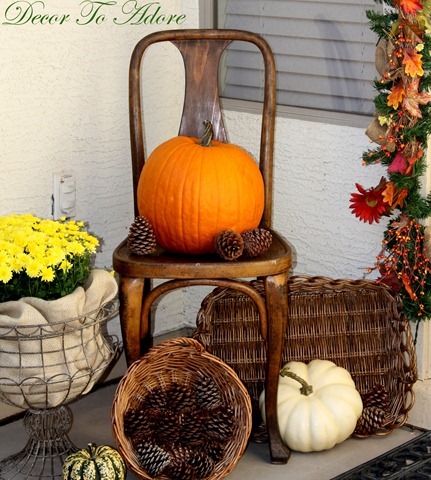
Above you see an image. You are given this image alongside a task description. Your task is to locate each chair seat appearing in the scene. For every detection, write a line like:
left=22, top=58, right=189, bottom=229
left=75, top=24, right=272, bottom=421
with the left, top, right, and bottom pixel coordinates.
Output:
left=113, top=229, right=292, bottom=279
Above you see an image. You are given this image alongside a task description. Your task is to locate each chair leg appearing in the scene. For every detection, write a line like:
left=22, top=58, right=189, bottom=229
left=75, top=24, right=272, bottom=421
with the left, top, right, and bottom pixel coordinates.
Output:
left=264, top=271, right=291, bottom=464
left=119, top=276, right=146, bottom=366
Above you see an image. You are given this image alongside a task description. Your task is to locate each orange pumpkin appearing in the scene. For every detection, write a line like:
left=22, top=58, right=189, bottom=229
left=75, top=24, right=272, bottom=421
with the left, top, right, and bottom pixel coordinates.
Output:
left=137, top=121, right=264, bottom=254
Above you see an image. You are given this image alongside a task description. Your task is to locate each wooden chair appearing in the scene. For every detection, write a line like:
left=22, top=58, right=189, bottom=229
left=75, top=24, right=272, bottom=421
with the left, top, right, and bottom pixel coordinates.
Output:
left=113, top=29, right=293, bottom=464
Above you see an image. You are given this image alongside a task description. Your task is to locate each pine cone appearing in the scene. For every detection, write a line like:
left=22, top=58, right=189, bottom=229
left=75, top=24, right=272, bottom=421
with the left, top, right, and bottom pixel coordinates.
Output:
left=179, top=409, right=205, bottom=446
left=124, top=408, right=146, bottom=436
left=215, top=230, right=244, bottom=261
left=204, top=406, right=235, bottom=442
left=166, top=382, right=195, bottom=412
left=361, top=384, right=390, bottom=410
left=153, top=410, right=181, bottom=446
left=144, top=386, right=168, bottom=411
left=127, top=216, right=157, bottom=255
left=164, top=446, right=194, bottom=480
left=194, top=376, right=223, bottom=410
left=355, top=406, right=386, bottom=436
left=202, top=439, right=225, bottom=462
left=242, top=228, right=272, bottom=257
left=135, top=441, right=170, bottom=478
left=163, top=460, right=195, bottom=480
left=124, top=408, right=153, bottom=442
left=189, top=450, right=215, bottom=479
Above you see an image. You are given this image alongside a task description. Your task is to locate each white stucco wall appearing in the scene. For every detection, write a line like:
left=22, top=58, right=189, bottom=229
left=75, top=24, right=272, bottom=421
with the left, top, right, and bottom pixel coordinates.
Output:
left=1, top=0, right=198, bottom=336
left=0, top=0, right=388, bottom=335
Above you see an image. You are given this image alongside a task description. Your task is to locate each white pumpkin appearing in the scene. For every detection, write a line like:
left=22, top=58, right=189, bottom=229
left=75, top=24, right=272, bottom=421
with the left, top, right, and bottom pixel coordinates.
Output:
left=259, top=359, right=363, bottom=452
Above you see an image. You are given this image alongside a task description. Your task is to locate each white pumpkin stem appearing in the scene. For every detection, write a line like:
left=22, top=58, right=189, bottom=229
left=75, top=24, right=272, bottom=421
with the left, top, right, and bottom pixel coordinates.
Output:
left=198, top=120, right=213, bottom=147
left=280, top=366, right=313, bottom=396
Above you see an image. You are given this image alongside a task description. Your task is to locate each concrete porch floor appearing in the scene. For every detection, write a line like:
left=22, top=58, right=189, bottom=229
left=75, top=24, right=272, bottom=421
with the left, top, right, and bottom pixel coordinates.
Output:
left=0, top=380, right=424, bottom=480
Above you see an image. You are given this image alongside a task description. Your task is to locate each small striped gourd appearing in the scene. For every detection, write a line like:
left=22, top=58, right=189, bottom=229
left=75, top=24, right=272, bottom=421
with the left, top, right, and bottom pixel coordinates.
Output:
left=63, top=443, right=126, bottom=480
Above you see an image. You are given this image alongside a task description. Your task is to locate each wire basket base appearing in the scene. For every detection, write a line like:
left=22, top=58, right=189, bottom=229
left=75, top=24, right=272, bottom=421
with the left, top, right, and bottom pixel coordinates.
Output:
left=0, top=406, right=78, bottom=480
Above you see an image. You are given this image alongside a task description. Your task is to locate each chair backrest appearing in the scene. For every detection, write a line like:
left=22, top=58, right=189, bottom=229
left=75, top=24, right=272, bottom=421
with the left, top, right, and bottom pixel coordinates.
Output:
left=129, top=29, right=276, bottom=229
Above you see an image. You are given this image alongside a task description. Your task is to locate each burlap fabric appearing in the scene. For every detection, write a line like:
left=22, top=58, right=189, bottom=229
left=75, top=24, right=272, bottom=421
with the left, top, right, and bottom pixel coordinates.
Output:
left=0, top=269, right=117, bottom=409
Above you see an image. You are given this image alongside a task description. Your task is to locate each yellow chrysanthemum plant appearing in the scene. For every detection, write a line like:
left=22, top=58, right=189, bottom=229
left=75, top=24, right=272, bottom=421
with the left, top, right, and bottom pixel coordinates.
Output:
left=0, top=214, right=99, bottom=302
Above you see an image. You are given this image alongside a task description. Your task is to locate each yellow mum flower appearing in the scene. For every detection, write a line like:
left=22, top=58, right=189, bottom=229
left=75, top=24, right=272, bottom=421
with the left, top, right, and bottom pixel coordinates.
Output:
left=14, top=252, right=29, bottom=268
left=8, top=256, right=24, bottom=273
left=0, top=214, right=100, bottom=301
left=378, top=115, right=391, bottom=126
left=67, top=242, right=86, bottom=255
left=12, top=231, right=30, bottom=248
left=0, top=251, right=9, bottom=264
left=59, top=259, right=73, bottom=272
left=25, top=259, right=43, bottom=278
left=46, top=245, right=66, bottom=265
left=26, top=243, right=46, bottom=258
left=40, top=267, right=55, bottom=282
left=0, top=265, right=13, bottom=283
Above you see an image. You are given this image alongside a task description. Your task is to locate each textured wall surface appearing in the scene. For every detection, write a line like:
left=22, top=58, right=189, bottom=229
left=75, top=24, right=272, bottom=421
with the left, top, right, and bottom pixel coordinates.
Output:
left=1, top=0, right=386, bottom=333
left=2, top=1, right=429, bottom=425
left=1, top=0, right=198, bottom=335
left=224, top=111, right=388, bottom=278
left=184, top=109, right=389, bottom=327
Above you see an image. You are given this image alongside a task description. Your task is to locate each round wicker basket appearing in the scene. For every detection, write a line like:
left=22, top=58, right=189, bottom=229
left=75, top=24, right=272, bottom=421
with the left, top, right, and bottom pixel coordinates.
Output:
left=112, top=337, right=252, bottom=480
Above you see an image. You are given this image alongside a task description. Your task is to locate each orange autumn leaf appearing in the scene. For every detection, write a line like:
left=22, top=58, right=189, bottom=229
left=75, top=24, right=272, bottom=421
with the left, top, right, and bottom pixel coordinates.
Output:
left=387, top=83, right=405, bottom=109
left=398, top=0, right=423, bottom=15
left=382, top=181, right=395, bottom=206
left=393, top=188, right=409, bottom=209
left=403, top=49, right=424, bottom=77
left=408, top=148, right=424, bottom=167
left=402, top=77, right=431, bottom=117
left=401, top=273, right=416, bottom=300
left=404, top=146, right=424, bottom=174
left=382, top=183, right=408, bottom=210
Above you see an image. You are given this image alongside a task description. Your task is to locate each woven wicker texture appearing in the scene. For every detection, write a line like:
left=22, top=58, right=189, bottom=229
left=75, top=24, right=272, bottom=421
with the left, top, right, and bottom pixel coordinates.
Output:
left=112, top=337, right=252, bottom=480
left=194, top=276, right=418, bottom=437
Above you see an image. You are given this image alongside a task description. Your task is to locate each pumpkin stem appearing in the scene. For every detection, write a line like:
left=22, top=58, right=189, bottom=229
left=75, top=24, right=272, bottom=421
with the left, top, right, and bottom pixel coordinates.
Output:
left=198, top=120, right=213, bottom=147
left=280, top=366, right=313, bottom=396
left=87, top=442, right=97, bottom=458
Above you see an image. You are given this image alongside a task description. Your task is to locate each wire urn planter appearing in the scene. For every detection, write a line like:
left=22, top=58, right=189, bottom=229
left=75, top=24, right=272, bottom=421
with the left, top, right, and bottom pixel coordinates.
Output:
left=0, top=271, right=120, bottom=480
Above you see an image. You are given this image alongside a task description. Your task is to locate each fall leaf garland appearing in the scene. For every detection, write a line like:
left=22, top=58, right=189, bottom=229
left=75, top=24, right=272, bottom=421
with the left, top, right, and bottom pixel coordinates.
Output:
left=350, top=0, right=431, bottom=322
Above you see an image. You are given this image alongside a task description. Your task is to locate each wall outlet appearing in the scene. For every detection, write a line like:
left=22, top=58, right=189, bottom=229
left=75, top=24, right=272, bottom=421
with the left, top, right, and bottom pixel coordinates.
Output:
left=52, top=172, right=76, bottom=220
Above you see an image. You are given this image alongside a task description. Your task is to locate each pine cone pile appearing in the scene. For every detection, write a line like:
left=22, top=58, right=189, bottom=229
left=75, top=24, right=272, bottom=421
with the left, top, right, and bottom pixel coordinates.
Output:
left=127, top=216, right=157, bottom=255
left=123, top=377, right=236, bottom=479
left=215, top=228, right=272, bottom=261
left=354, top=383, right=389, bottom=436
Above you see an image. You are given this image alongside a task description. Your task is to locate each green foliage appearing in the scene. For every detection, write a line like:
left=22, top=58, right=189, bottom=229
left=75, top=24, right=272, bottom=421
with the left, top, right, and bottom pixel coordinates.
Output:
left=362, top=147, right=390, bottom=166
left=356, top=0, right=431, bottom=324
left=404, top=188, right=431, bottom=219
left=0, top=252, right=92, bottom=302
left=403, top=113, right=431, bottom=143
left=373, top=92, right=394, bottom=116
left=366, top=9, right=398, bottom=38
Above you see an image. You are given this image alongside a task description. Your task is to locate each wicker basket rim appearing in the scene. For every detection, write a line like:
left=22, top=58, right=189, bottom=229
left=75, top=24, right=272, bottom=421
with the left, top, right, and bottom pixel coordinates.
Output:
left=111, top=337, right=253, bottom=480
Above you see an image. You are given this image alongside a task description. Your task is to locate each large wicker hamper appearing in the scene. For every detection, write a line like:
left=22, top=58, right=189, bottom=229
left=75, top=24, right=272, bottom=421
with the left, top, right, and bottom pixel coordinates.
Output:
left=194, top=276, right=418, bottom=437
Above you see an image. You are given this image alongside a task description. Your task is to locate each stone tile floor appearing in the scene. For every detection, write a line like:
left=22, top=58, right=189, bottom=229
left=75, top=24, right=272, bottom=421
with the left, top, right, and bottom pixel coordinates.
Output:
left=0, top=381, right=424, bottom=480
